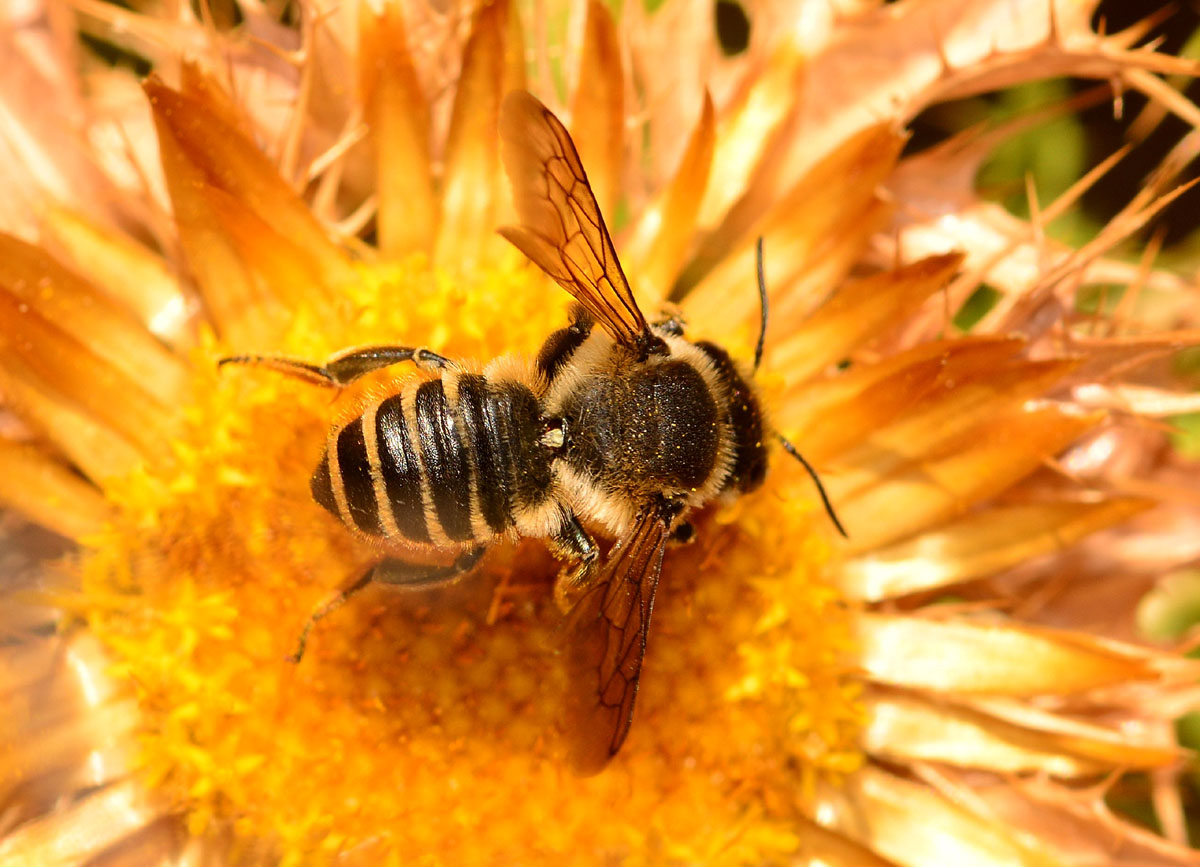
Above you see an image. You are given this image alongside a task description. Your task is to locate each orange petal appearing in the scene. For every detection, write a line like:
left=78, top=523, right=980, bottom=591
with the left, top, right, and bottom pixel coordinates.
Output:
left=569, top=0, right=624, bottom=219
left=360, top=0, right=437, bottom=258
left=0, top=780, right=159, bottom=865
left=840, top=498, right=1153, bottom=601
left=38, top=207, right=194, bottom=348
left=622, top=92, right=715, bottom=305
left=0, top=442, right=111, bottom=539
left=973, top=773, right=1200, bottom=865
left=851, top=766, right=1060, bottom=866
left=149, top=104, right=283, bottom=346
left=434, top=0, right=512, bottom=268
left=968, top=695, right=1186, bottom=768
left=0, top=296, right=172, bottom=465
left=779, top=336, right=1026, bottom=456
left=4, top=691, right=136, bottom=794
left=761, top=126, right=904, bottom=312
left=0, top=234, right=189, bottom=407
left=1072, top=382, right=1200, bottom=416
left=682, top=122, right=904, bottom=314
left=829, top=359, right=1080, bottom=496
left=178, top=61, right=256, bottom=139
left=833, top=404, right=1098, bottom=552
left=863, top=691, right=1180, bottom=777
left=144, top=77, right=355, bottom=290
left=696, top=44, right=805, bottom=231
left=200, top=185, right=339, bottom=329
left=790, top=814, right=897, bottom=866
left=769, top=196, right=895, bottom=326
left=686, top=196, right=895, bottom=354
left=770, top=253, right=963, bottom=385
left=0, top=359, right=142, bottom=483
left=858, top=614, right=1164, bottom=695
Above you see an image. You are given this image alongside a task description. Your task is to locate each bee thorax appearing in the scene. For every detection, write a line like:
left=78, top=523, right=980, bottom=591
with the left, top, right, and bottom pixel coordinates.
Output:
left=558, top=358, right=723, bottom=502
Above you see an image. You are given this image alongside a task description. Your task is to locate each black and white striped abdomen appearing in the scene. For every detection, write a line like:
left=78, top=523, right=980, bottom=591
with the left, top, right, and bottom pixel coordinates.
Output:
left=310, top=372, right=553, bottom=546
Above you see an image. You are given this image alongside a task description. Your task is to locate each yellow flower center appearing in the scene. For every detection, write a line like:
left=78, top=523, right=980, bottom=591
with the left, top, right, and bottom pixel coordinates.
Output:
left=77, top=256, right=862, bottom=863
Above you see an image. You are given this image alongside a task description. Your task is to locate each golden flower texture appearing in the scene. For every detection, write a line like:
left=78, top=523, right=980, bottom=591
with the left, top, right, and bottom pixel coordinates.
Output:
left=3, top=0, right=1200, bottom=863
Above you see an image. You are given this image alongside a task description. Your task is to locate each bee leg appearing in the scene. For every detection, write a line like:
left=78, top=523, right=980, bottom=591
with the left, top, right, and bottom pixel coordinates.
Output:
left=288, top=565, right=376, bottom=663
left=289, top=547, right=486, bottom=663
left=221, top=346, right=455, bottom=388
left=535, top=314, right=595, bottom=383
left=323, top=345, right=454, bottom=384
left=549, top=513, right=599, bottom=613
left=370, top=546, right=486, bottom=586
left=218, top=355, right=342, bottom=387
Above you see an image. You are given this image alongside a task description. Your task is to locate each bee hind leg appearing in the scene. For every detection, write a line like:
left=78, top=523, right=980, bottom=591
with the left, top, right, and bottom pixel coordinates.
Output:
left=324, top=345, right=454, bottom=384
left=289, top=547, right=486, bottom=663
left=220, top=345, right=454, bottom=388
left=218, top=355, right=342, bottom=387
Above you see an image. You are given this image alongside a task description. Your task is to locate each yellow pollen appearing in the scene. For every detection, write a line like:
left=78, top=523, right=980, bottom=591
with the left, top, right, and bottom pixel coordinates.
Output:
left=76, top=256, right=862, bottom=862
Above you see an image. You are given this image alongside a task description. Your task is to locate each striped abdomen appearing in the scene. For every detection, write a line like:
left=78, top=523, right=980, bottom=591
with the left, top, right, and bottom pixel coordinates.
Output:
left=311, top=372, right=553, bottom=545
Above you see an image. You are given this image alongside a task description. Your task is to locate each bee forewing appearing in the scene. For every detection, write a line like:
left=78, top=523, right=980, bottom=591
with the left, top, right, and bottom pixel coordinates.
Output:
left=562, top=503, right=672, bottom=775
left=496, top=225, right=570, bottom=284
left=498, top=90, right=650, bottom=351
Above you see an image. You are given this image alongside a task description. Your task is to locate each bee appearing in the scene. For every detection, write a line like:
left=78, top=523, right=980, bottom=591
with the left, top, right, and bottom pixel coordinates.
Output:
left=221, top=91, right=844, bottom=774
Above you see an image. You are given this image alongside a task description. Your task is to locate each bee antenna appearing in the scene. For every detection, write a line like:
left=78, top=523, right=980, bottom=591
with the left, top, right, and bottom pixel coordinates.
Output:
left=778, top=436, right=848, bottom=538
left=753, top=237, right=767, bottom=373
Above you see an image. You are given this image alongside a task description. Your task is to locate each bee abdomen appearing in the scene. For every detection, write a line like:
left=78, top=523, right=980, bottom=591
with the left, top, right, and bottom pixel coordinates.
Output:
left=374, top=393, right=433, bottom=541
left=450, top=373, right=554, bottom=535
left=414, top=379, right=475, bottom=541
left=312, top=393, right=432, bottom=542
left=454, top=373, right=513, bottom=534
left=312, top=372, right=551, bottom=545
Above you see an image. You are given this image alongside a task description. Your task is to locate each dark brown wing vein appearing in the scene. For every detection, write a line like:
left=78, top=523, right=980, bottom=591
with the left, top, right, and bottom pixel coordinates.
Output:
left=562, top=503, right=672, bottom=775
left=498, top=90, right=652, bottom=353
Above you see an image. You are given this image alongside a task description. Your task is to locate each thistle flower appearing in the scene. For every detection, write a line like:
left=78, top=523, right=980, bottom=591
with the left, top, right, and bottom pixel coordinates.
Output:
left=2, top=0, right=1200, bottom=864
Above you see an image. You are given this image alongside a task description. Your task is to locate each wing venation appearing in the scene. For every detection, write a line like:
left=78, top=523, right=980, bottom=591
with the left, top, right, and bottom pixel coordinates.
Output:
left=499, top=90, right=652, bottom=353
left=562, top=502, right=674, bottom=774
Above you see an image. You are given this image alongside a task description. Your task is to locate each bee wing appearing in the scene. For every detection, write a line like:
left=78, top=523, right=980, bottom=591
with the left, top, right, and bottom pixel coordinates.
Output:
left=499, top=90, right=652, bottom=353
left=562, top=503, right=673, bottom=775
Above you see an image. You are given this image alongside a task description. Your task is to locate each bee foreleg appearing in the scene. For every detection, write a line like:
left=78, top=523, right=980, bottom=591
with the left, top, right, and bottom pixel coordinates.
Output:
left=549, top=513, right=599, bottom=613
left=288, top=547, right=486, bottom=663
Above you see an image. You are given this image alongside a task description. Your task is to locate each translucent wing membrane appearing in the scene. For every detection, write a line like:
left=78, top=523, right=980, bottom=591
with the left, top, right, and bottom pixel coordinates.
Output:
left=499, top=91, right=653, bottom=354
left=563, top=502, right=673, bottom=774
